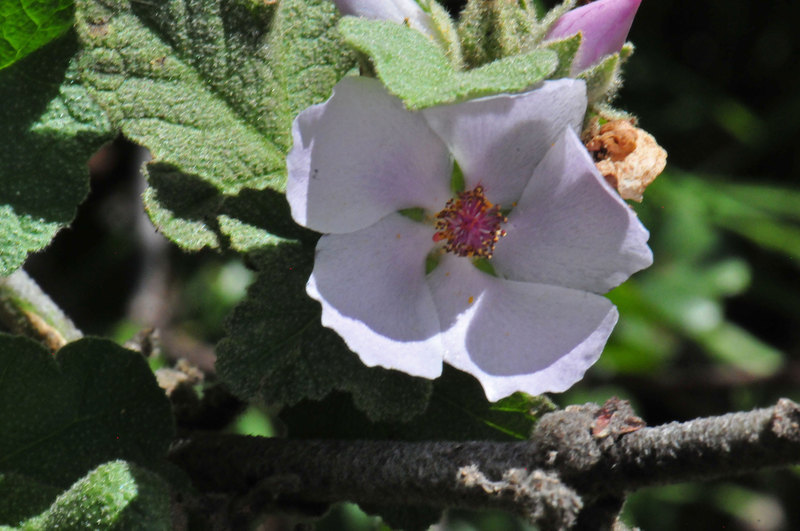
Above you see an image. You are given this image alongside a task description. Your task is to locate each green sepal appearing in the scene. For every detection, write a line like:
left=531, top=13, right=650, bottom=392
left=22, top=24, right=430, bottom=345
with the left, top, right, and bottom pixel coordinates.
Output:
left=0, top=0, right=75, bottom=70
left=456, top=0, right=495, bottom=67
left=418, top=0, right=463, bottom=68
left=619, top=41, right=635, bottom=62
left=425, top=252, right=441, bottom=274
left=215, top=243, right=433, bottom=423
left=457, top=0, right=541, bottom=68
left=398, top=207, right=426, bottom=222
left=339, top=17, right=557, bottom=110
left=472, top=257, right=497, bottom=276
left=545, top=32, right=582, bottom=78
left=450, top=159, right=466, bottom=193
left=580, top=52, right=621, bottom=104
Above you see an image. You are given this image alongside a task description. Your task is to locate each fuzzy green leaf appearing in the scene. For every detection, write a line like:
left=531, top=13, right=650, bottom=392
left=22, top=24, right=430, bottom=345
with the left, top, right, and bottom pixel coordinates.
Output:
left=0, top=0, right=74, bottom=70
left=0, top=335, right=173, bottom=490
left=340, top=17, right=557, bottom=110
left=19, top=461, right=170, bottom=531
left=74, top=0, right=353, bottom=252
left=215, top=243, right=433, bottom=422
left=282, top=366, right=551, bottom=441
left=0, top=33, right=112, bottom=276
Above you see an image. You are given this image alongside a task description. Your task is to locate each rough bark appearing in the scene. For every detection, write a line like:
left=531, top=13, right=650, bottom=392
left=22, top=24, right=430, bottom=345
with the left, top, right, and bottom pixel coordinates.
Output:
left=169, top=397, right=800, bottom=529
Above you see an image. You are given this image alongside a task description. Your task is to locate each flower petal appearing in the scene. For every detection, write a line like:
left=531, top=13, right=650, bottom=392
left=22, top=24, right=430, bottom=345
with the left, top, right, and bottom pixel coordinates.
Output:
left=492, top=128, right=653, bottom=293
left=427, top=255, right=617, bottom=402
left=287, top=77, right=452, bottom=234
left=333, top=0, right=435, bottom=37
left=546, top=0, right=641, bottom=73
left=421, top=79, right=587, bottom=205
left=308, top=213, right=443, bottom=378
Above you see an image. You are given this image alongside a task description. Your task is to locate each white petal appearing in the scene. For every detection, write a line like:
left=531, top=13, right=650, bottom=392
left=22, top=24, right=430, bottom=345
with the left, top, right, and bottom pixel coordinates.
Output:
left=422, top=79, right=587, bottom=205
left=333, top=0, right=436, bottom=37
left=287, top=77, right=452, bottom=234
left=309, top=213, right=444, bottom=378
left=492, top=128, right=653, bottom=293
left=427, top=255, right=617, bottom=402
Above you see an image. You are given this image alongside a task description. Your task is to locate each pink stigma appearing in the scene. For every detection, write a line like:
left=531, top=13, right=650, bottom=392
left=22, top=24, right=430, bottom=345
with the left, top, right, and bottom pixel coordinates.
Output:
left=433, top=185, right=507, bottom=259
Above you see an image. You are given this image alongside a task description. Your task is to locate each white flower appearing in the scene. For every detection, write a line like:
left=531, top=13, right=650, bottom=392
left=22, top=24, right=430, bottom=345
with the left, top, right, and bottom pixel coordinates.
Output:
left=287, top=77, right=652, bottom=401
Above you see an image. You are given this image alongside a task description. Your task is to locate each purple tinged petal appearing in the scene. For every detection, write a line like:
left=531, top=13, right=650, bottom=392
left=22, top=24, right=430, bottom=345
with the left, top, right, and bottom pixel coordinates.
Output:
left=308, top=213, right=444, bottom=378
left=422, top=79, right=586, bottom=206
left=287, top=77, right=452, bottom=234
left=332, top=0, right=435, bottom=37
left=546, top=0, right=641, bottom=73
left=492, top=128, right=652, bottom=293
left=289, top=76, right=654, bottom=399
left=427, top=255, right=618, bottom=402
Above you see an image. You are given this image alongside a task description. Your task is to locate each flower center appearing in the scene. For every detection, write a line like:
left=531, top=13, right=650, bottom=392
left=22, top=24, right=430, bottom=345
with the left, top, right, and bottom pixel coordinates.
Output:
left=433, top=185, right=507, bottom=259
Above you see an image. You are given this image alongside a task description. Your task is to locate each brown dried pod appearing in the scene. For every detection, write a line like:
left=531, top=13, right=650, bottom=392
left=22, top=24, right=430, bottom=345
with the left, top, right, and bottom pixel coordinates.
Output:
left=585, top=119, right=667, bottom=202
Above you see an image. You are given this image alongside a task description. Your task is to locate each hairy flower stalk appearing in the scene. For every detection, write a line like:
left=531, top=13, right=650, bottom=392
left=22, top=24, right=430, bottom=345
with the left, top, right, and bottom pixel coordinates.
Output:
left=546, top=0, right=642, bottom=73
left=287, top=77, right=652, bottom=401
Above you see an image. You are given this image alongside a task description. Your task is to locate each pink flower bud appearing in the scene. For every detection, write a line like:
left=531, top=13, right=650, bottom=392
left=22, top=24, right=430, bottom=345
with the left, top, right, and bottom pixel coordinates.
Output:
left=546, top=0, right=641, bottom=73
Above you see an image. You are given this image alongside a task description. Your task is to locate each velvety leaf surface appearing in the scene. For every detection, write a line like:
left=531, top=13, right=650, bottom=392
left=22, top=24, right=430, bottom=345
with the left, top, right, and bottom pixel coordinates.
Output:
left=19, top=461, right=170, bottom=531
left=281, top=366, right=555, bottom=441
left=0, top=33, right=112, bottom=275
left=215, top=243, right=433, bottom=422
left=74, top=0, right=353, bottom=251
left=0, top=0, right=74, bottom=70
left=0, top=335, right=174, bottom=490
left=339, top=17, right=557, bottom=109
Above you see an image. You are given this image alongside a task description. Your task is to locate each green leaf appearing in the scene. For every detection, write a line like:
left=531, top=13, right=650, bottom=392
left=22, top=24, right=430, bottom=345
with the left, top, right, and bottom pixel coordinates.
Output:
left=20, top=461, right=170, bottom=531
left=0, top=33, right=112, bottom=276
left=340, top=17, right=557, bottom=110
left=74, top=0, right=354, bottom=252
left=0, top=0, right=74, bottom=70
left=0, top=472, right=61, bottom=526
left=216, top=243, right=433, bottom=423
left=282, top=366, right=549, bottom=441
left=0, top=335, right=174, bottom=489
